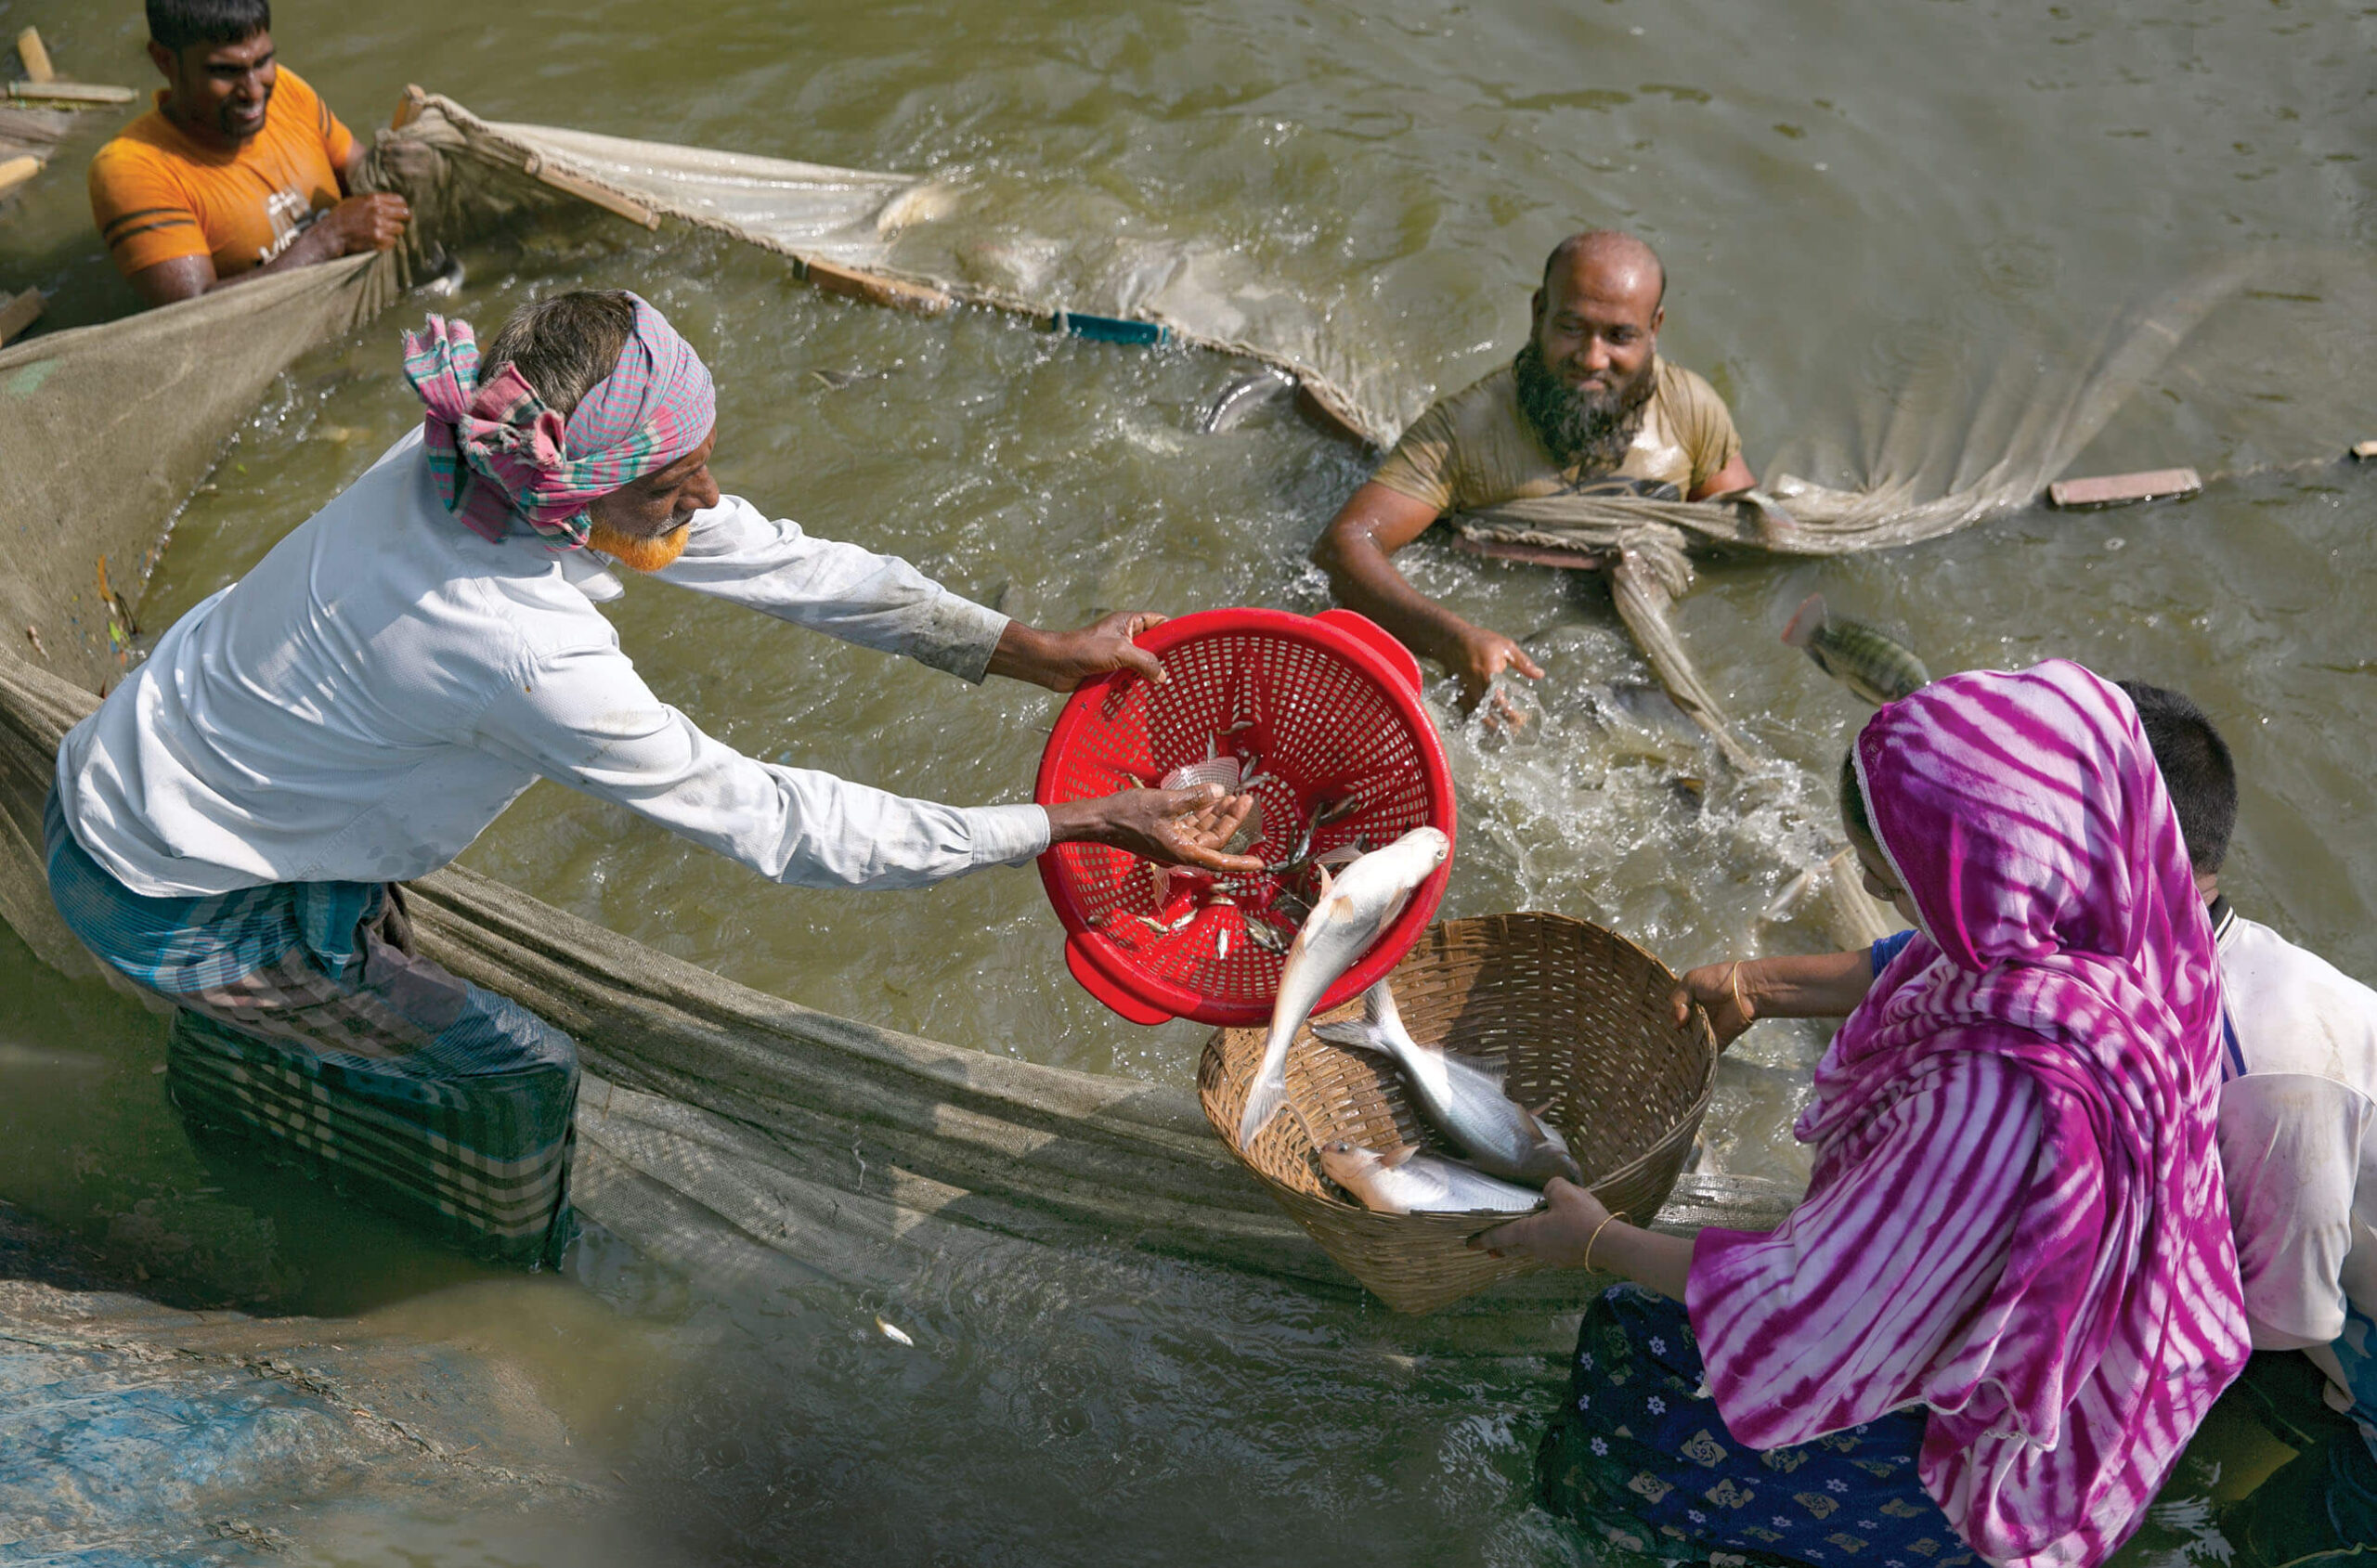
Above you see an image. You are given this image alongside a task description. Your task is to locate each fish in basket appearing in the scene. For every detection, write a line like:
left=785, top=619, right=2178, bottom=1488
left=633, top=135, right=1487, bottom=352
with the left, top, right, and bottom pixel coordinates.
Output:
left=1199, top=912, right=1719, bottom=1314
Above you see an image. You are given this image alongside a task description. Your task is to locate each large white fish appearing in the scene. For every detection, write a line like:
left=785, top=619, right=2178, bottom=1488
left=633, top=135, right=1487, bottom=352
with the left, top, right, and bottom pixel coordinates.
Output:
left=1313, top=981, right=1583, bottom=1187
left=1318, top=1139, right=1542, bottom=1215
left=1235, top=825, right=1451, bottom=1150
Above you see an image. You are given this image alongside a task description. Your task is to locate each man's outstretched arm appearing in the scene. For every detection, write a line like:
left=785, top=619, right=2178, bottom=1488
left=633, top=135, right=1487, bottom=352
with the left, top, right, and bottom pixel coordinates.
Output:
left=1310, top=481, right=1541, bottom=712
left=476, top=640, right=1262, bottom=888
left=654, top=498, right=1028, bottom=680
left=656, top=500, right=1219, bottom=694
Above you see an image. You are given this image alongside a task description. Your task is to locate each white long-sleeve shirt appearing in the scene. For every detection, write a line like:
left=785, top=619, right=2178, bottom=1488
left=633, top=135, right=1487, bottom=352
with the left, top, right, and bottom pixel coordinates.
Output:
left=56, top=429, right=1051, bottom=898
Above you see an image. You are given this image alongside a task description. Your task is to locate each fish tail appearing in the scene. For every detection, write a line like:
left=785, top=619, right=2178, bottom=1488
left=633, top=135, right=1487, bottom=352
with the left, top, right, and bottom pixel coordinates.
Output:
left=1310, top=1020, right=1389, bottom=1054
left=1781, top=592, right=1827, bottom=649
left=1237, top=1071, right=1288, bottom=1151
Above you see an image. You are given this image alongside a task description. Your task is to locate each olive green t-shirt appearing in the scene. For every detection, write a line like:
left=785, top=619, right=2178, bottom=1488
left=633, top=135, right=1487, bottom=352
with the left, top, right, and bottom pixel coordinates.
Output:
left=1369, top=357, right=1742, bottom=512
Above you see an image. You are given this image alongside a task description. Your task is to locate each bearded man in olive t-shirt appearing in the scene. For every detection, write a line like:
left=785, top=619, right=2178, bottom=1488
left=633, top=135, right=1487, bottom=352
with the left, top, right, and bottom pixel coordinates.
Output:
left=1312, top=231, right=1756, bottom=711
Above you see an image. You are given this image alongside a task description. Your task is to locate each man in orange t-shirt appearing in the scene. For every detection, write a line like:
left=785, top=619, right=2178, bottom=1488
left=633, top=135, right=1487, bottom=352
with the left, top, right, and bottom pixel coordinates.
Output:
left=89, top=0, right=409, bottom=309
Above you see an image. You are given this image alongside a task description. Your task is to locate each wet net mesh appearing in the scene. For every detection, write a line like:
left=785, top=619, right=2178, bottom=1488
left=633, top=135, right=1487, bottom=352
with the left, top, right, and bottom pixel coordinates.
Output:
left=0, top=1267, right=591, bottom=1554
left=6, top=89, right=2370, bottom=1327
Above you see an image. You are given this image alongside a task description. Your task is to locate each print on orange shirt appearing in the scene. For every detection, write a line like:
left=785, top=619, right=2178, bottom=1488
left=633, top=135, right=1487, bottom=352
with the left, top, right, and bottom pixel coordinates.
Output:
left=87, top=66, right=357, bottom=281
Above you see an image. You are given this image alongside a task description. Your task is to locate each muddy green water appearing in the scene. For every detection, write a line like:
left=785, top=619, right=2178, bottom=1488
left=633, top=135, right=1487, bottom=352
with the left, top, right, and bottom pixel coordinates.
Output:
left=1, top=0, right=2371, bottom=1560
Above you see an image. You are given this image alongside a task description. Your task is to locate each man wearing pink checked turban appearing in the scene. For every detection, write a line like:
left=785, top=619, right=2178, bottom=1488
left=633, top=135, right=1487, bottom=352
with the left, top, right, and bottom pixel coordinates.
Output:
left=44, top=288, right=1254, bottom=1267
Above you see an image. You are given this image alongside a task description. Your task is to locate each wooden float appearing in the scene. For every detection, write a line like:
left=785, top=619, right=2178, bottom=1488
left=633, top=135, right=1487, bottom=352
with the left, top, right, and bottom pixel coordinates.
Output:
left=2047, top=467, right=2203, bottom=510
left=0, top=287, right=40, bottom=346
left=5, top=80, right=132, bottom=108
left=13, top=27, right=52, bottom=84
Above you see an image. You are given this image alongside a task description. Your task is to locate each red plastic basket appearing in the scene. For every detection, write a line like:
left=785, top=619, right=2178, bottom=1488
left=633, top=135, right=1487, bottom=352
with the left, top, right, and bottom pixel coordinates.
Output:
left=1034, top=607, right=1457, bottom=1027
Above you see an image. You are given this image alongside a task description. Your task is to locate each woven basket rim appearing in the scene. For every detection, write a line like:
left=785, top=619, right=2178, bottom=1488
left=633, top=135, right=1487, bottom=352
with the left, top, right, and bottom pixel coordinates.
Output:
left=1197, top=911, right=1719, bottom=1309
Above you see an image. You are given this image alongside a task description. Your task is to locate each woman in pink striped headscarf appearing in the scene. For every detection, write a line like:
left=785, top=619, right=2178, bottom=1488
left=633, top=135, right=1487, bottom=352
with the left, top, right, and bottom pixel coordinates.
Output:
left=1481, top=660, right=2248, bottom=1568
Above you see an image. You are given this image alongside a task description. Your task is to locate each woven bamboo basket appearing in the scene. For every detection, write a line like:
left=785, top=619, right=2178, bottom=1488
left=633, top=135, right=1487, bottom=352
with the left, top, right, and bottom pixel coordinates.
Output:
left=1198, top=912, right=1718, bottom=1313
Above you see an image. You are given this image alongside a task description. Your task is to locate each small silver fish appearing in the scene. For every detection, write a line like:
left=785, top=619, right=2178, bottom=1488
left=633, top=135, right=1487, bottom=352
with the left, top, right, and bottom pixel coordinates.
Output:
left=811, top=367, right=892, bottom=391
left=1783, top=593, right=1929, bottom=706
left=1318, top=1139, right=1543, bottom=1215
left=1198, top=367, right=1293, bottom=434
left=875, top=1315, right=914, bottom=1346
left=417, top=252, right=466, bottom=298
left=1762, top=864, right=1819, bottom=922
left=1313, top=981, right=1582, bottom=1186
left=1265, top=794, right=1362, bottom=875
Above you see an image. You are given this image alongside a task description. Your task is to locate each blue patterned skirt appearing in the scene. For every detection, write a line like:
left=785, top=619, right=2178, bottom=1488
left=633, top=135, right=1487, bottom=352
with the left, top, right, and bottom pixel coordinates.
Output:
left=1536, top=1286, right=1978, bottom=1568
left=45, top=791, right=578, bottom=1266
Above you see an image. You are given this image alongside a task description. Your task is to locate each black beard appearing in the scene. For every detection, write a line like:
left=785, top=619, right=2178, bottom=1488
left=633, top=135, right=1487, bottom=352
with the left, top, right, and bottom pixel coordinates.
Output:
left=1513, top=339, right=1656, bottom=473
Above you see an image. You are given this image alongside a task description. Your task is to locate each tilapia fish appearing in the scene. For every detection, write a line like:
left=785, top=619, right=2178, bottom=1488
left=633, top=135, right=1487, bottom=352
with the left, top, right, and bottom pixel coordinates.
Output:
left=1318, top=1139, right=1543, bottom=1215
left=1782, top=592, right=1929, bottom=706
left=1236, top=827, right=1452, bottom=1151
left=1313, top=981, right=1582, bottom=1186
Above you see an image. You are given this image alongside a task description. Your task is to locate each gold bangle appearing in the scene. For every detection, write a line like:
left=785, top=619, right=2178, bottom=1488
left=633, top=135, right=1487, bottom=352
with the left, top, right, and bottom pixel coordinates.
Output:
left=1726, top=960, right=1755, bottom=1025
left=1584, top=1210, right=1629, bottom=1272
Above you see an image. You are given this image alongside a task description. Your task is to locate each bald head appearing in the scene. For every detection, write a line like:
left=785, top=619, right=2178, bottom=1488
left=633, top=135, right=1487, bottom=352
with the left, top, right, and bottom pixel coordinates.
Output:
left=1522, top=229, right=1667, bottom=458
left=1541, top=230, right=1666, bottom=311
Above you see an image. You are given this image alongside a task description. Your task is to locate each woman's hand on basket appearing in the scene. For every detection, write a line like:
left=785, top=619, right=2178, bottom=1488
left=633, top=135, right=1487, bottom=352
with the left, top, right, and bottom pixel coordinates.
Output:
left=1469, top=1177, right=1611, bottom=1268
left=1463, top=1183, right=1616, bottom=1263
left=1474, top=1179, right=1695, bottom=1300
left=1672, top=952, right=1882, bottom=1049
left=987, top=612, right=1169, bottom=693
left=1670, top=961, right=1758, bottom=1048
left=1046, top=784, right=1265, bottom=875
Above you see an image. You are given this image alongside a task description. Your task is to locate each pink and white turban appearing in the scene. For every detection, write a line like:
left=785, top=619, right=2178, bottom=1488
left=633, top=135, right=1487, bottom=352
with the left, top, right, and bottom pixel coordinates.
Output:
left=400, top=292, right=715, bottom=547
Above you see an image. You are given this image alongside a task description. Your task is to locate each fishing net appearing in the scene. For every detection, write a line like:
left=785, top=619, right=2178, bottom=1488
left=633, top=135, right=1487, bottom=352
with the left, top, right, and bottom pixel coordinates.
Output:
left=0, top=1214, right=589, bottom=1562
left=0, top=642, right=1786, bottom=1309
left=367, top=91, right=1393, bottom=445
left=12, top=85, right=2369, bottom=1322
left=0, top=255, right=399, bottom=698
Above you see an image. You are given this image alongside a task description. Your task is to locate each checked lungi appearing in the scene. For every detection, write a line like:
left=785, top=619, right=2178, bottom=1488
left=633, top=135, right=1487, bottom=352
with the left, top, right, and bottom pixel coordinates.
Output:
left=44, top=791, right=578, bottom=1266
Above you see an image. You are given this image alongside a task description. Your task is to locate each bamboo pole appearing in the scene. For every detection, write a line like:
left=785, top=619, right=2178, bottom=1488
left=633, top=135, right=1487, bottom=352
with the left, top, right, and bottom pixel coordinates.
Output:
left=14, top=26, right=54, bottom=84
left=517, top=150, right=658, bottom=229
left=802, top=256, right=952, bottom=315
left=6, top=81, right=134, bottom=107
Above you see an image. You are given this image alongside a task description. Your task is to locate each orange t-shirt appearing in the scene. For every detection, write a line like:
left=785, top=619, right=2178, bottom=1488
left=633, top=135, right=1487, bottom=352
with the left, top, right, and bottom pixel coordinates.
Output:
left=88, top=66, right=357, bottom=280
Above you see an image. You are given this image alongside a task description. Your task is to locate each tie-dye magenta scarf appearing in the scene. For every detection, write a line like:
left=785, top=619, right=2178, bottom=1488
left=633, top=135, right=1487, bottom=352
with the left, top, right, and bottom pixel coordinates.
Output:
left=1693, top=661, right=2247, bottom=1568
left=399, top=292, right=715, bottom=548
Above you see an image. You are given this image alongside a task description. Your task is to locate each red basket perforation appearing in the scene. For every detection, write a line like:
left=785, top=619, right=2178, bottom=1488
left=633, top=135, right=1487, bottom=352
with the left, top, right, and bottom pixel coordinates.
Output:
left=1034, top=608, right=1457, bottom=1026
